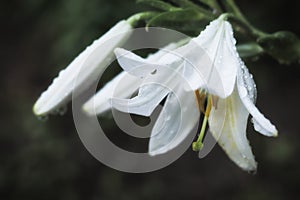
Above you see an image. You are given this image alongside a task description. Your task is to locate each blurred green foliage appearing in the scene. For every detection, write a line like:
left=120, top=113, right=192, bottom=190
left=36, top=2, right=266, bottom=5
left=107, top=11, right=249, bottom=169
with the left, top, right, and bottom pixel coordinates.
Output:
left=0, top=0, right=300, bottom=200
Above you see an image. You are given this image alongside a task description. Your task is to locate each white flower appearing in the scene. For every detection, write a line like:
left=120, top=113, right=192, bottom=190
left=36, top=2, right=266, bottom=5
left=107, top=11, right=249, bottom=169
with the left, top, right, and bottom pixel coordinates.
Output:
left=33, top=20, right=132, bottom=116
left=87, top=15, right=278, bottom=171
left=106, top=15, right=239, bottom=118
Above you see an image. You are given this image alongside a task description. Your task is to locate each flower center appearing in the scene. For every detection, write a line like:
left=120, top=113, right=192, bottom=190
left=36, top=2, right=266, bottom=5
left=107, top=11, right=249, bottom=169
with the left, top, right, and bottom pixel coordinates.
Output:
left=192, top=90, right=213, bottom=151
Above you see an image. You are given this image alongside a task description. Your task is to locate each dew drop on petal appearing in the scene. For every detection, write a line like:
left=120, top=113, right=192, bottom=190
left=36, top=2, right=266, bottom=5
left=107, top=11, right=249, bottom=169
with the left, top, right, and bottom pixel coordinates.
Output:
left=239, top=86, right=248, bottom=98
left=247, top=169, right=257, bottom=175
left=165, top=116, right=171, bottom=121
left=151, top=69, right=157, bottom=75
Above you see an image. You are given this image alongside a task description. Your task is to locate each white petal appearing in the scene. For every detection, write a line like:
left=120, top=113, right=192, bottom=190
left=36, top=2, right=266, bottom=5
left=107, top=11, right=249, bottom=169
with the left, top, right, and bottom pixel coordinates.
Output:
left=146, top=43, right=178, bottom=61
left=183, top=16, right=239, bottom=98
left=33, top=20, right=132, bottom=116
left=114, top=48, right=157, bottom=78
left=209, top=87, right=257, bottom=171
left=156, top=42, right=191, bottom=65
left=110, top=61, right=188, bottom=117
left=149, top=87, right=199, bottom=155
left=237, top=63, right=278, bottom=137
left=83, top=71, right=141, bottom=115
left=85, top=44, right=180, bottom=116
left=111, top=84, right=170, bottom=117
left=114, top=42, right=183, bottom=78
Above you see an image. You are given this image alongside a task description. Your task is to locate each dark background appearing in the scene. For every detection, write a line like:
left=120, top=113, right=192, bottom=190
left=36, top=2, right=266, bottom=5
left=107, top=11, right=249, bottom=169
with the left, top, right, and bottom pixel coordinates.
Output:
left=1, top=0, right=300, bottom=199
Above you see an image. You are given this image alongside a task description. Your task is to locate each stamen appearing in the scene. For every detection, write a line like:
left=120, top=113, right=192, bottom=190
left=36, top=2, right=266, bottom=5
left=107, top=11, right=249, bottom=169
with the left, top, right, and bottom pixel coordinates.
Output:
left=194, top=90, right=206, bottom=114
left=192, top=95, right=212, bottom=151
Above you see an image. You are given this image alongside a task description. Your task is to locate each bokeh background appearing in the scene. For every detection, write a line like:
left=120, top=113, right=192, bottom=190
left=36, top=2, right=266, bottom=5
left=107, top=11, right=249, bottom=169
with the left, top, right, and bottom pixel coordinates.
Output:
left=1, top=0, right=300, bottom=199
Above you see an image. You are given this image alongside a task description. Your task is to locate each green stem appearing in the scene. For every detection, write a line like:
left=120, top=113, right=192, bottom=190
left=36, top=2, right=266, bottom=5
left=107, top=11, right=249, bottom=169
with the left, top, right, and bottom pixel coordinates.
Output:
left=127, top=12, right=158, bottom=27
left=223, top=0, right=267, bottom=39
left=137, top=0, right=180, bottom=12
left=198, top=0, right=222, bottom=14
left=169, top=0, right=215, bottom=20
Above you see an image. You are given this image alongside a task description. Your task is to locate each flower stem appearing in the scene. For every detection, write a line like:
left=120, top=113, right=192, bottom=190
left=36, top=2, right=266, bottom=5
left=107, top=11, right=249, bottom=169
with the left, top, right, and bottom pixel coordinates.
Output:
left=169, top=0, right=215, bottom=20
left=223, top=0, right=267, bottom=39
left=127, top=12, right=158, bottom=27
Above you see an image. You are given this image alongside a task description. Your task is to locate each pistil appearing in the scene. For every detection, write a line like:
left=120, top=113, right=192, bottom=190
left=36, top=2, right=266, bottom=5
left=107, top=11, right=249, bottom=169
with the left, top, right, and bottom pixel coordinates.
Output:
left=192, top=94, right=212, bottom=151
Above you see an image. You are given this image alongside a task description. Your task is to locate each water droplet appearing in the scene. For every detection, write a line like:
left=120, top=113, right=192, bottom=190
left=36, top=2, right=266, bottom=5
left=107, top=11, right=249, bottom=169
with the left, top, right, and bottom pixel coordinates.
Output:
left=53, top=77, right=59, bottom=84
left=166, top=116, right=171, bottom=121
left=151, top=69, right=157, bottom=75
left=59, top=69, right=65, bottom=77
left=239, top=87, right=247, bottom=98
left=38, top=115, right=49, bottom=121
left=247, top=169, right=257, bottom=175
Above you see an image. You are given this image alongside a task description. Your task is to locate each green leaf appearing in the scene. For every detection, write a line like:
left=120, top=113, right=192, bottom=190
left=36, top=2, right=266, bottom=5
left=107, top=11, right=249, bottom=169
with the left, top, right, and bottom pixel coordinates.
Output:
left=169, top=0, right=214, bottom=18
left=146, top=8, right=210, bottom=36
left=196, top=0, right=221, bottom=11
left=257, top=31, right=300, bottom=65
left=137, top=0, right=179, bottom=11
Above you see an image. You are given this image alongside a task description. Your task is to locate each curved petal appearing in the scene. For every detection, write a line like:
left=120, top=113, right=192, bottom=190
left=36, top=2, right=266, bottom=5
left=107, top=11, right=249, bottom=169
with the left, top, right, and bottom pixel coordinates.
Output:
left=146, top=43, right=179, bottom=62
left=84, top=43, right=179, bottom=116
left=149, top=87, right=199, bottom=156
left=237, top=62, right=278, bottom=137
left=114, top=48, right=157, bottom=78
left=114, top=42, right=180, bottom=78
left=111, top=84, right=170, bottom=117
left=183, top=16, right=239, bottom=98
left=33, top=20, right=132, bottom=116
left=209, top=88, right=257, bottom=171
left=110, top=63, right=186, bottom=117
left=83, top=71, right=141, bottom=115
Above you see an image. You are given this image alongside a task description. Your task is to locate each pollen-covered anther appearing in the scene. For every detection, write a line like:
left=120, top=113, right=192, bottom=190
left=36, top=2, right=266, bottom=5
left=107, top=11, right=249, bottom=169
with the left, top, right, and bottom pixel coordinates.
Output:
left=194, top=90, right=207, bottom=114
